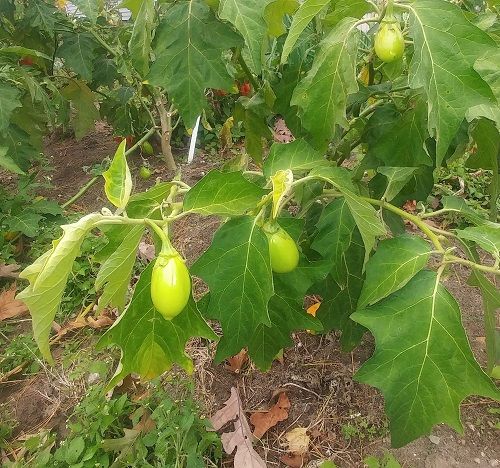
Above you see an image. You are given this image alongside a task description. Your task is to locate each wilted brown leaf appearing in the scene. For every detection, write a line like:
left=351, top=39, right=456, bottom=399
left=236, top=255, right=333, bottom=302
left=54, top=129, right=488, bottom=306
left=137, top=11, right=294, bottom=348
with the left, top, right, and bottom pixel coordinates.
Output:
left=0, top=283, right=29, bottom=321
left=226, top=348, right=248, bottom=373
left=210, top=387, right=266, bottom=468
left=280, top=453, right=307, bottom=467
left=57, top=310, right=114, bottom=337
left=250, top=392, right=290, bottom=439
left=0, top=263, right=20, bottom=279
left=138, top=241, right=156, bottom=262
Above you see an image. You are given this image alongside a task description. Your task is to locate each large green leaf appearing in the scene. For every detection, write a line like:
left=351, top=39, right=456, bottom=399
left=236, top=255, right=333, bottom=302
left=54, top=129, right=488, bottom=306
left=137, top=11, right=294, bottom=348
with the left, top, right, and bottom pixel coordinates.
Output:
left=0, top=82, right=21, bottom=133
left=352, top=270, right=499, bottom=447
left=280, top=0, right=329, bottom=64
left=72, top=0, right=103, bottom=23
left=97, top=263, right=217, bottom=388
left=264, top=0, right=299, bottom=37
left=58, top=33, right=98, bottom=82
left=25, top=0, right=59, bottom=37
left=263, top=139, right=326, bottom=177
left=440, top=195, right=487, bottom=225
left=312, top=198, right=366, bottom=349
left=219, top=0, right=271, bottom=74
left=457, top=225, right=500, bottom=259
left=191, top=216, right=273, bottom=361
left=357, top=235, right=431, bottom=309
left=291, top=18, right=359, bottom=150
left=128, top=0, right=154, bottom=77
left=183, top=170, right=267, bottom=216
left=249, top=260, right=330, bottom=370
left=1, top=124, right=37, bottom=172
left=377, top=167, right=420, bottom=202
left=324, top=0, right=371, bottom=27
left=4, top=212, right=43, bottom=237
left=95, top=225, right=144, bottom=313
left=341, top=190, right=387, bottom=265
left=468, top=119, right=499, bottom=171
left=0, top=146, right=24, bottom=174
left=102, top=140, right=132, bottom=210
left=364, top=101, right=433, bottom=167
left=407, top=0, right=497, bottom=165
left=17, top=214, right=103, bottom=362
left=149, top=0, right=242, bottom=127
left=60, top=80, right=99, bottom=139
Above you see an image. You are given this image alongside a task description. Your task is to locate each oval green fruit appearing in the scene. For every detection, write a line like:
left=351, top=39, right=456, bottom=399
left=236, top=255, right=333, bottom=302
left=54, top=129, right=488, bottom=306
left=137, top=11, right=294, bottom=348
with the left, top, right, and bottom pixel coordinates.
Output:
left=142, top=141, right=154, bottom=155
left=374, top=19, right=405, bottom=63
left=151, top=253, right=191, bottom=320
left=267, top=228, right=299, bottom=274
left=139, top=166, right=152, bottom=179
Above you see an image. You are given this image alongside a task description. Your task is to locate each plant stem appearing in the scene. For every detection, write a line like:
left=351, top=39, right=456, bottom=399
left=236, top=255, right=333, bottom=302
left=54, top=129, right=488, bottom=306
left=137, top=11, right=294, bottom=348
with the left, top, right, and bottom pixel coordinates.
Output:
left=444, top=255, right=500, bottom=276
left=153, top=91, right=177, bottom=171
left=62, top=128, right=156, bottom=209
left=362, top=197, right=445, bottom=252
left=237, top=54, right=259, bottom=90
left=145, top=219, right=174, bottom=254
left=489, top=149, right=499, bottom=222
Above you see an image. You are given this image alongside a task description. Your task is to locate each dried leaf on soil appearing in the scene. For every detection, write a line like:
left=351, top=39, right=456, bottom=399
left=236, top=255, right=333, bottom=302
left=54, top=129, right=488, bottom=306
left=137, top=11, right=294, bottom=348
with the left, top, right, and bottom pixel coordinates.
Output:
left=210, top=387, right=266, bottom=468
left=56, top=310, right=114, bottom=337
left=281, top=453, right=308, bottom=468
left=226, top=348, right=248, bottom=373
left=138, top=240, right=156, bottom=262
left=250, top=391, right=290, bottom=438
left=0, top=283, right=28, bottom=321
left=306, top=302, right=321, bottom=317
left=0, top=263, right=20, bottom=278
left=285, top=427, right=310, bottom=455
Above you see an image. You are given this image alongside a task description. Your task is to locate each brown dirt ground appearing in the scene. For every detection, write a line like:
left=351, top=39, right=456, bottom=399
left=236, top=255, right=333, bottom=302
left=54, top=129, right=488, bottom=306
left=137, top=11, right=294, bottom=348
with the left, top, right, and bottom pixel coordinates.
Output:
left=1, top=125, right=499, bottom=467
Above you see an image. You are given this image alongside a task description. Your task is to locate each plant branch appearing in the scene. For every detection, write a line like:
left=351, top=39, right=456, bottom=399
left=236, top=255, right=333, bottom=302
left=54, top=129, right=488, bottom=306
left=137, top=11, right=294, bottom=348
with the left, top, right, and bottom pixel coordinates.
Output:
left=443, top=255, right=500, bottom=276
left=237, top=54, right=259, bottom=90
left=362, top=197, right=445, bottom=252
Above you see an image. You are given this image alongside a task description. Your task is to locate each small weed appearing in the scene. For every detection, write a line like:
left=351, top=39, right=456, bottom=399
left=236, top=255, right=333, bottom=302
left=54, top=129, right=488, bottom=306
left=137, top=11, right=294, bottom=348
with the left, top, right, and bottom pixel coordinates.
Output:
left=364, top=452, right=401, bottom=468
left=5, top=382, right=221, bottom=467
left=0, top=332, right=40, bottom=375
left=341, top=415, right=388, bottom=442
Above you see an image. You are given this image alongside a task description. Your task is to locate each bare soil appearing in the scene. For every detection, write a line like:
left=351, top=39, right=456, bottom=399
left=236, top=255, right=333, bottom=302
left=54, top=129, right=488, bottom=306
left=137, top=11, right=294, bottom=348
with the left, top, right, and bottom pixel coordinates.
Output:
left=1, top=126, right=499, bottom=467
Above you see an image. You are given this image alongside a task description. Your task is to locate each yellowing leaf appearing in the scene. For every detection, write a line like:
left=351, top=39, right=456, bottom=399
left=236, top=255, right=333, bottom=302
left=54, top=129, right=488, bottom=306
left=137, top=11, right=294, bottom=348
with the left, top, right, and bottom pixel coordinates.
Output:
left=103, top=140, right=132, bottom=210
left=284, top=427, right=310, bottom=455
left=271, top=169, right=293, bottom=218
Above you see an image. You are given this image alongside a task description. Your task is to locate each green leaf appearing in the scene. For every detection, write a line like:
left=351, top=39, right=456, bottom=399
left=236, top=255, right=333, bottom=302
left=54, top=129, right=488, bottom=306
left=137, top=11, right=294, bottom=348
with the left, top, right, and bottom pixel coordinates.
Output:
left=308, top=166, right=359, bottom=194
left=465, top=243, right=500, bottom=378
left=31, top=200, right=63, bottom=216
left=149, top=0, right=242, bottom=127
left=291, top=18, right=359, bottom=150
left=271, top=169, right=293, bottom=219
left=378, top=167, right=420, bottom=202
left=191, top=216, right=274, bottom=361
left=264, top=0, right=299, bottom=37
left=0, top=146, right=24, bottom=174
left=0, top=82, right=21, bottom=133
left=183, top=170, right=267, bottom=216
left=58, top=33, right=98, bottom=82
left=457, top=225, right=500, bottom=259
left=341, top=190, right=387, bottom=265
left=95, top=225, right=144, bottom=313
left=364, top=101, right=433, bottom=167
left=324, top=0, right=371, bottom=27
left=467, top=118, right=499, bottom=171
left=18, top=213, right=102, bottom=362
left=60, top=80, right=99, bottom=139
left=281, top=0, right=330, bottom=64
left=1, top=125, right=37, bottom=172
left=128, top=0, right=154, bottom=77
left=127, top=183, right=173, bottom=218
left=102, top=140, right=132, bottom=210
left=0, top=46, right=51, bottom=60
left=4, top=212, right=43, bottom=237
left=97, top=263, right=217, bottom=388
left=263, top=139, right=326, bottom=177
left=441, top=196, right=487, bottom=225
left=72, top=0, right=103, bottom=23
left=357, top=235, right=431, bottom=309
left=219, top=0, right=271, bottom=74
left=407, top=0, right=497, bottom=165
left=312, top=198, right=366, bottom=349
left=249, top=259, right=330, bottom=370
left=119, top=0, right=142, bottom=18
left=25, top=0, right=59, bottom=37
left=352, top=270, right=499, bottom=447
